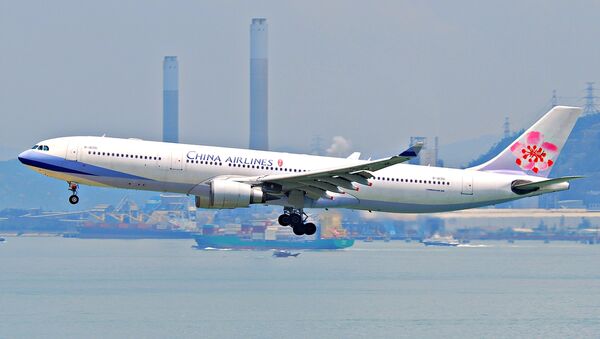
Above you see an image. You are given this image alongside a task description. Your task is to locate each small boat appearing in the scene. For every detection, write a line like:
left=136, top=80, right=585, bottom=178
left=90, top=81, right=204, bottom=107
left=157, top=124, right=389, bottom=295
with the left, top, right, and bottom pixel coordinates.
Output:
left=0, top=237, right=5, bottom=243
left=272, top=250, right=300, bottom=258
left=422, top=234, right=460, bottom=247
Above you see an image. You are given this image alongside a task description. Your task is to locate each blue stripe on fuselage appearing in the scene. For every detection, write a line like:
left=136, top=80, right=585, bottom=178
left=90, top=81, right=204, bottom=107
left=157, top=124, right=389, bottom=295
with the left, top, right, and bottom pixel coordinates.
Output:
left=18, top=151, right=150, bottom=180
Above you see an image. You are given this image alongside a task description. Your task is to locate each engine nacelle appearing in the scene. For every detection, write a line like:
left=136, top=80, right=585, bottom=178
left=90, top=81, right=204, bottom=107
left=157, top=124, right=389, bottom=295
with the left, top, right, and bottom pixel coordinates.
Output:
left=195, top=180, right=265, bottom=209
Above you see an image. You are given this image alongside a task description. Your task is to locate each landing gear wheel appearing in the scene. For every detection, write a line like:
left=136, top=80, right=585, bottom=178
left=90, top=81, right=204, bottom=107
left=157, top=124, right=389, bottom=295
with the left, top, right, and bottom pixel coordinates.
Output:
left=278, top=214, right=291, bottom=226
left=69, top=195, right=79, bottom=205
left=67, top=182, right=79, bottom=205
left=292, top=224, right=306, bottom=236
left=289, top=213, right=303, bottom=227
left=304, top=223, right=317, bottom=236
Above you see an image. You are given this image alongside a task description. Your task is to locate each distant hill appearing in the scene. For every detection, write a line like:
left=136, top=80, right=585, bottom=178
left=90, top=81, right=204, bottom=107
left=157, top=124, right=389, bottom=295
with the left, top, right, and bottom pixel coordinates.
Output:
left=466, top=130, right=525, bottom=169
left=550, top=113, right=600, bottom=205
left=439, top=134, right=500, bottom=168
left=0, top=159, right=155, bottom=210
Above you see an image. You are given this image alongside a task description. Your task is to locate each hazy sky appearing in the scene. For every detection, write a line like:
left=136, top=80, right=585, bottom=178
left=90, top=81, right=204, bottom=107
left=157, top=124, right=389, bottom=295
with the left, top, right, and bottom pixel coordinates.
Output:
left=1, top=0, right=599, bottom=161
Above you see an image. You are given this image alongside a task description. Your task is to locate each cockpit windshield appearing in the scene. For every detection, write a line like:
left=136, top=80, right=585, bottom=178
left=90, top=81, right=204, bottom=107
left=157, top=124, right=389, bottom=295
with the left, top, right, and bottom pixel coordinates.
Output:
left=32, top=145, right=50, bottom=151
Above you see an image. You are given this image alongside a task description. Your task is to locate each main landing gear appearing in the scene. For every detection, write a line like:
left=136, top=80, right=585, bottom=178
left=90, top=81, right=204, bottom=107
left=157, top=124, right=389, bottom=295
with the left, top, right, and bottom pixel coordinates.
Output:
left=68, top=182, right=79, bottom=205
left=278, top=207, right=317, bottom=236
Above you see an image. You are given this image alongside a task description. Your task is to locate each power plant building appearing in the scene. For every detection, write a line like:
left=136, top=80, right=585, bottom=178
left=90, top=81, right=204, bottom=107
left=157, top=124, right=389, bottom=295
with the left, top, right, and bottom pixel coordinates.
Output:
left=163, top=56, right=179, bottom=143
left=249, top=18, right=269, bottom=150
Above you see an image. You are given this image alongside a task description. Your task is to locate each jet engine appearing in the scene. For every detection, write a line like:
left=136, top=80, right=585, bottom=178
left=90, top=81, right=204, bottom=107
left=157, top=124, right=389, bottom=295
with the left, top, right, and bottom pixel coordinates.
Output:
left=195, top=180, right=265, bottom=209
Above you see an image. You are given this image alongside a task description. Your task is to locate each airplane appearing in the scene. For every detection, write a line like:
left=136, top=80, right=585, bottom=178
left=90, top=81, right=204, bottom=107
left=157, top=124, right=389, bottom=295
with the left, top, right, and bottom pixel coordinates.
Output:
left=18, top=106, right=582, bottom=236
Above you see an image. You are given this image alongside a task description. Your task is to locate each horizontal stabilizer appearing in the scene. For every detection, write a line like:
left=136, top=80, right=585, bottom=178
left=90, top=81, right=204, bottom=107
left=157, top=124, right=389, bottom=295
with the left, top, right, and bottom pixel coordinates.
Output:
left=511, top=176, right=583, bottom=195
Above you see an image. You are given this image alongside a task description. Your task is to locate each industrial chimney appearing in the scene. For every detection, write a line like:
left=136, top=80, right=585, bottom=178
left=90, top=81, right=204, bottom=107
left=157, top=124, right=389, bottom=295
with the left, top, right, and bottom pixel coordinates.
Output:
left=163, top=56, right=179, bottom=143
left=249, top=18, right=268, bottom=150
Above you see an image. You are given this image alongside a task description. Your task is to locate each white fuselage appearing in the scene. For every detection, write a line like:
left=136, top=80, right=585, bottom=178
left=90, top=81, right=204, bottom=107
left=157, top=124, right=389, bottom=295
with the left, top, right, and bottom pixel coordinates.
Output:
left=19, top=136, right=565, bottom=213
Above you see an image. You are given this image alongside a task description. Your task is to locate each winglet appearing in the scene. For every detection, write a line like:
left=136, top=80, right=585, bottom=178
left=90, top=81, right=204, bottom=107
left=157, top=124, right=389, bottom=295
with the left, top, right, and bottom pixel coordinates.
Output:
left=399, top=142, right=423, bottom=158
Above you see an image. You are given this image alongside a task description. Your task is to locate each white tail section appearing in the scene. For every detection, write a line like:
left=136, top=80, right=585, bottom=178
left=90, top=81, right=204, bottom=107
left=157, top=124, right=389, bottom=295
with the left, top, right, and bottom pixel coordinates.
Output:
left=470, top=106, right=582, bottom=177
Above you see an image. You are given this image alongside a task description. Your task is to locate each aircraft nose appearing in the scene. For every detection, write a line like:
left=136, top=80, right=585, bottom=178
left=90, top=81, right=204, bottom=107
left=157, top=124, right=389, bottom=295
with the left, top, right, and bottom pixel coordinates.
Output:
left=18, top=150, right=32, bottom=164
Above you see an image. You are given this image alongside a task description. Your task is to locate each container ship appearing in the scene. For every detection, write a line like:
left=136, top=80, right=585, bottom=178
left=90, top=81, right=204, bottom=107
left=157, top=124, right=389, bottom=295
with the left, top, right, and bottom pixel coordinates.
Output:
left=194, top=234, right=354, bottom=250
left=194, top=222, right=354, bottom=250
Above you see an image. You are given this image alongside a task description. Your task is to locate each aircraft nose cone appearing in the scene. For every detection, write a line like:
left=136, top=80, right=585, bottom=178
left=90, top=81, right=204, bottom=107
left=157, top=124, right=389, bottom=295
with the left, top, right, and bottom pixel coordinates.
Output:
left=18, top=150, right=32, bottom=164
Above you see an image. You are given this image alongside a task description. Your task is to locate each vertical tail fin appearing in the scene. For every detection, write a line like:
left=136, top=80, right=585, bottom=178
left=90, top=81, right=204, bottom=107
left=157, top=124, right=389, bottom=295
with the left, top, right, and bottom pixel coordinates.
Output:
left=470, top=106, right=582, bottom=177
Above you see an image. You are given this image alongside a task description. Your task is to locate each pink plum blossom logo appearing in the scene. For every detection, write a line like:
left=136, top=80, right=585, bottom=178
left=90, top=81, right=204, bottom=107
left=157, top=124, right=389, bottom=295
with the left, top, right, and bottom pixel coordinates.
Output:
left=510, top=131, right=558, bottom=174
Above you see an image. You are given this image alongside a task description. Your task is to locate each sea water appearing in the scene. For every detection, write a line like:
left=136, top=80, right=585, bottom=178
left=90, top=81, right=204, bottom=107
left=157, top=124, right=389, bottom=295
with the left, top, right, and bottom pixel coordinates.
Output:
left=0, top=238, right=599, bottom=338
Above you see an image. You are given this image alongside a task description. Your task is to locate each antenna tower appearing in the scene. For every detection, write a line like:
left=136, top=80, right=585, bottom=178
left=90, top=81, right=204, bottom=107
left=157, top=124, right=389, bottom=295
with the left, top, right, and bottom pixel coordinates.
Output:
left=551, top=89, right=558, bottom=107
left=583, top=82, right=600, bottom=115
left=503, top=117, right=510, bottom=138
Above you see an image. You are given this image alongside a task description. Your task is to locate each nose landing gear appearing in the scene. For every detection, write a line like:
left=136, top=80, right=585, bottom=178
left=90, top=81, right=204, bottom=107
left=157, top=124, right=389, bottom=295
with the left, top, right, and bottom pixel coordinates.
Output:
left=68, top=182, right=79, bottom=205
left=277, top=207, right=317, bottom=236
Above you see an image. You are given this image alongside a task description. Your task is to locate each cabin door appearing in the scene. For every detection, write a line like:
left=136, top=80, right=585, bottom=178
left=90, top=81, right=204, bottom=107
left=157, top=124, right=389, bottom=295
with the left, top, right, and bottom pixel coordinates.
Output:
left=66, top=143, right=79, bottom=161
left=170, top=152, right=183, bottom=170
left=461, top=175, right=473, bottom=195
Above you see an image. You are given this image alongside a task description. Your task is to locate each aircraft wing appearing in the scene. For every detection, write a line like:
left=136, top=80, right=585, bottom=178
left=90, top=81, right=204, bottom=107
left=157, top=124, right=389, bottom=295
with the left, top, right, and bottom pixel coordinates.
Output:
left=238, top=143, right=423, bottom=200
